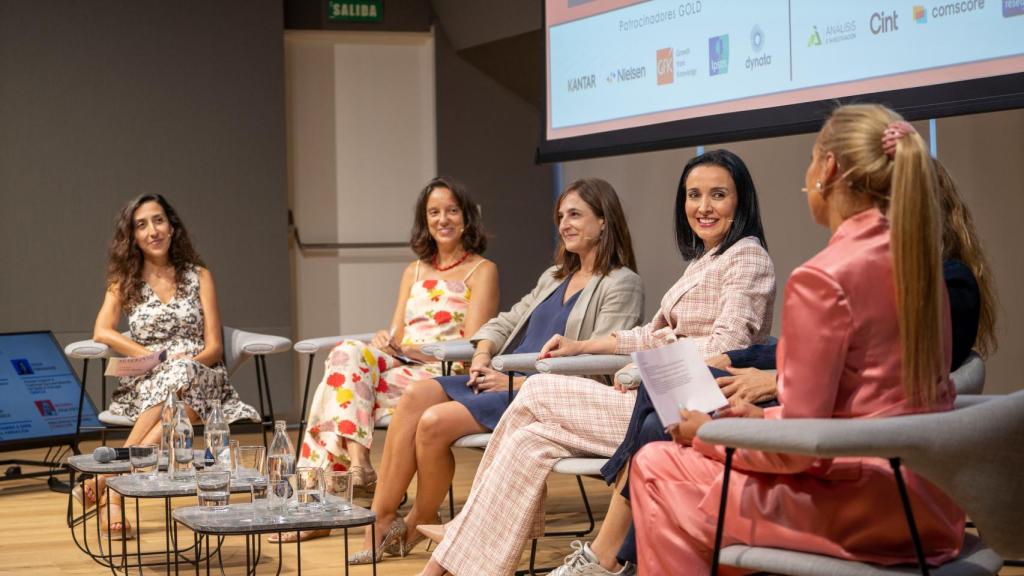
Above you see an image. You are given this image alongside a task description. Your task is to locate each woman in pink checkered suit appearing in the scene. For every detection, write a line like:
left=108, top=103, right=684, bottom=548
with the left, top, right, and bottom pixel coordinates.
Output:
left=420, top=149, right=776, bottom=576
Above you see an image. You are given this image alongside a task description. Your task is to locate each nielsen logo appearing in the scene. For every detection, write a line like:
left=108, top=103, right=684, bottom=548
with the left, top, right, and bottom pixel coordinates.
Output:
left=613, top=66, right=647, bottom=82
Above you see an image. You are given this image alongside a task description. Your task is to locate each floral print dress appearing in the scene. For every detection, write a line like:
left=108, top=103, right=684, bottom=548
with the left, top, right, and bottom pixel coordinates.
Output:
left=297, top=260, right=482, bottom=471
left=108, top=265, right=260, bottom=423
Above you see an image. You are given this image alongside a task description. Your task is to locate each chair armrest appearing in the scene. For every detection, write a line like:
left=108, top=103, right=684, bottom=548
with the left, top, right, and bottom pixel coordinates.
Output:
left=951, top=351, right=985, bottom=395
left=697, top=411, right=964, bottom=460
left=421, top=340, right=475, bottom=362
left=64, top=339, right=111, bottom=360
left=294, top=333, right=376, bottom=355
left=616, top=365, right=641, bottom=388
left=535, top=354, right=632, bottom=376
left=954, top=394, right=999, bottom=409
left=491, top=353, right=539, bottom=373
left=230, top=329, right=292, bottom=356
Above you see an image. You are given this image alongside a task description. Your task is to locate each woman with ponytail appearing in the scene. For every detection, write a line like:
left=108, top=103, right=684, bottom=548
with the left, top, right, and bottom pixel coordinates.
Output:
left=629, top=104, right=965, bottom=575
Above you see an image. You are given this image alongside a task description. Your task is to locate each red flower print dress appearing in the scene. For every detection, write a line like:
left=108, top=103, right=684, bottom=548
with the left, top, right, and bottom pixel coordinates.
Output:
left=297, top=260, right=482, bottom=471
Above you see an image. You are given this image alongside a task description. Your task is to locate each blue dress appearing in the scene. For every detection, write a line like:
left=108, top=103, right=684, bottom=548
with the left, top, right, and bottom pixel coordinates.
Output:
left=437, top=280, right=582, bottom=430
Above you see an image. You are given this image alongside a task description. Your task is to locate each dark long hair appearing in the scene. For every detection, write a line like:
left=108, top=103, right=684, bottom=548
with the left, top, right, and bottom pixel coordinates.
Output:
left=674, top=149, right=767, bottom=260
left=106, top=194, right=204, bottom=311
left=409, top=176, right=487, bottom=260
left=552, top=178, right=637, bottom=280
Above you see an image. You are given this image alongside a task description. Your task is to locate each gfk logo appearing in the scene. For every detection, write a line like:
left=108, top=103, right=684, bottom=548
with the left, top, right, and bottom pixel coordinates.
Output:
left=657, top=48, right=674, bottom=85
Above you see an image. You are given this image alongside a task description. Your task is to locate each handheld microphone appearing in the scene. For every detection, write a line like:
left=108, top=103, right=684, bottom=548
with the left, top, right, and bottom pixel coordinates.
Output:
left=93, top=446, right=131, bottom=463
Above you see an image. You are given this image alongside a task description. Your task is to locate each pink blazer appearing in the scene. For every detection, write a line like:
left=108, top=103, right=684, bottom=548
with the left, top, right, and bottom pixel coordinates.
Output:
left=692, top=209, right=964, bottom=565
left=615, top=236, right=775, bottom=359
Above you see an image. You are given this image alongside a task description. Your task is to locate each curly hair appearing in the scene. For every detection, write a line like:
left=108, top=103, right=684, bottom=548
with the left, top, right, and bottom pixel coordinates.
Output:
left=410, top=176, right=487, bottom=260
left=106, top=194, right=205, bottom=311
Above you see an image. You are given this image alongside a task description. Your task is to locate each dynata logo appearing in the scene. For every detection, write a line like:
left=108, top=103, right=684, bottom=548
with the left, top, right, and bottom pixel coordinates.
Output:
left=913, top=5, right=928, bottom=22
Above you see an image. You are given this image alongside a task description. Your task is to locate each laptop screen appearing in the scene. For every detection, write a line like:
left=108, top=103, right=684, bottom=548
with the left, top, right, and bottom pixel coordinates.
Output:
left=0, top=331, right=102, bottom=447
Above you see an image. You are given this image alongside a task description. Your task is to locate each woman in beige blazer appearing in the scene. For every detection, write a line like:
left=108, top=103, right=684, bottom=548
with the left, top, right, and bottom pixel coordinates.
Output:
left=423, top=149, right=776, bottom=576
left=348, top=178, right=644, bottom=564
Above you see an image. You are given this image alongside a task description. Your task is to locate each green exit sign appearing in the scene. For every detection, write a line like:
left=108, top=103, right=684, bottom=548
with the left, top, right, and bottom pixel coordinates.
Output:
left=328, top=0, right=383, bottom=22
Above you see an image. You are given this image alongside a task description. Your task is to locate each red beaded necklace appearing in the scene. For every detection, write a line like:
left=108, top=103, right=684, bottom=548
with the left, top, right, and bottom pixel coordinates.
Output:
left=433, top=251, right=470, bottom=271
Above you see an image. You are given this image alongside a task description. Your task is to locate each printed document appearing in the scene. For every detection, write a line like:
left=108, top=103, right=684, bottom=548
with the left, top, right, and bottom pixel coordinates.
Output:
left=104, top=350, right=167, bottom=377
left=632, top=339, right=728, bottom=427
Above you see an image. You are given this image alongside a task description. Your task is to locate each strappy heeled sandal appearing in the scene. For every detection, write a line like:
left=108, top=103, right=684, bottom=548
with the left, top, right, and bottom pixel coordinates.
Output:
left=348, top=517, right=404, bottom=565
left=349, top=465, right=378, bottom=497
left=99, top=499, right=136, bottom=541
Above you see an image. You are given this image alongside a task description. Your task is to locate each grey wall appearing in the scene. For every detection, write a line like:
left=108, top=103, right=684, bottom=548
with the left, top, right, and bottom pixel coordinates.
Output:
left=0, top=2, right=294, bottom=418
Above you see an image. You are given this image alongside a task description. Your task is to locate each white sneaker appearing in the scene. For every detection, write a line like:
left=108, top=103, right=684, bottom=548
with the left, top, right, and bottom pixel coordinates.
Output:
left=549, top=541, right=636, bottom=576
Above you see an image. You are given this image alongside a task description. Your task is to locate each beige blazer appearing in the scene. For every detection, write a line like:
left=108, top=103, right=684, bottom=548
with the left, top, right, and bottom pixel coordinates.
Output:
left=472, top=265, right=644, bottom=355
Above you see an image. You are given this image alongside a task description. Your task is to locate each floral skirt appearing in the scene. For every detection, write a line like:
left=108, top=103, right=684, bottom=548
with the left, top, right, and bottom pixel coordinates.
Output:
left=297, top=340, right=443, bottom=470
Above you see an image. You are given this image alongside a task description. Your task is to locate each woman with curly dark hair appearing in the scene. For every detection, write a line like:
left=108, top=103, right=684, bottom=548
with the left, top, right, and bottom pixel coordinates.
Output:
left=283, top=177, right=499, bottom=543
left=80, top=194, right=259, bottom=539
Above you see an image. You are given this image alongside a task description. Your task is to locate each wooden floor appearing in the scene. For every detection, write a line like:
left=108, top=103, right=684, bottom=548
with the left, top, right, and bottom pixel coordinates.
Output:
left=0, top=431, right=1018, bottom=575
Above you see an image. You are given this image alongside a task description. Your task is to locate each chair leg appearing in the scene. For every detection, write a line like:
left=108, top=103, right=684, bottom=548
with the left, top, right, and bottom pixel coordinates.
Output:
left=295, top=354, right=316, bottom=461
left=710, top=447, right=734, bottom=576
left=253, top=356, right=269, bottom=447
left=260, top=355, right=277, bottom=447
left=889, top=458, right=930, bottom=576
left=448, top=485, right=456, bottom=521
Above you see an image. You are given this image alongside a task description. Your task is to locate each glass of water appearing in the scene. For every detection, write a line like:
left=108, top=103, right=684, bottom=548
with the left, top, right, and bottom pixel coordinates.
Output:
left=250, top=476, right=269, bottom=509
left=235, top=445, right=267, bottom=482
left=267, top=475, right=293, bottom=516
left=323, top=469, right=353, bottom=512
left=196, top=469, right=231, bottom=510
left=129, top=444, right=159, bottom=478
left=293, top=467, right=324, bottom=514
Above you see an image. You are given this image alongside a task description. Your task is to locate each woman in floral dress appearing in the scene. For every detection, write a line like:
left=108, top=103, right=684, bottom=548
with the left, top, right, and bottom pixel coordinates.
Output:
left=289, top=177, right=498, bottom=542
left=86, top=194, right=257, bottom=538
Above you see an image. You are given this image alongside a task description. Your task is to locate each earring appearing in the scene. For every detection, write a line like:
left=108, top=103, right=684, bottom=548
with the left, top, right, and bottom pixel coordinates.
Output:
left=815, top=180, right=823, bottom=191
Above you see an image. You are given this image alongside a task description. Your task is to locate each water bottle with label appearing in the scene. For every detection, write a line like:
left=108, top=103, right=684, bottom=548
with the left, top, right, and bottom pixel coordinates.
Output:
left=159, top=387, right=176, bottom=463
left=267, top=420, right=295, bottom=482
left=203, top=399, right=231, bottom=470
left=170, top=401, right=194, bottom=479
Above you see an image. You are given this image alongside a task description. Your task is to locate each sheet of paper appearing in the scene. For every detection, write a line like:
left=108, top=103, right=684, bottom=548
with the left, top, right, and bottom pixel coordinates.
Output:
left=104, top=350, right=167, bottom=377
left=632, top=339, right=728, bottom=428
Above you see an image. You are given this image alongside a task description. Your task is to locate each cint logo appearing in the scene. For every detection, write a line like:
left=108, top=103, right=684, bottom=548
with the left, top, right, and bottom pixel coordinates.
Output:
left=808, top=25, right=822, bottom=46
left=914, top=5, right=928, bottom=22
left=708, top=34, right=729, bottom=76
left=870, top=10, right=900, bottom=34
left=657, top=48, right=674, bottom=85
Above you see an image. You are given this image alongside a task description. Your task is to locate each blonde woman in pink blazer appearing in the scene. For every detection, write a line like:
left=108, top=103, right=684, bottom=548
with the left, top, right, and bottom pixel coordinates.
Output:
left=630, top=105, right=964, bottom=575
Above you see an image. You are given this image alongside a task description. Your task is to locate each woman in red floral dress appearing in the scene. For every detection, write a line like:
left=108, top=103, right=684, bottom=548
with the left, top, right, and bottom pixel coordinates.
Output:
left=295, top=177, right=498, bottom=510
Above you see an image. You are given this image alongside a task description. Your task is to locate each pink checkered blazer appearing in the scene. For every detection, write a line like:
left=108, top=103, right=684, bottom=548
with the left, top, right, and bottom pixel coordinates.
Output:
left=614, top=236, right=775, bottom=359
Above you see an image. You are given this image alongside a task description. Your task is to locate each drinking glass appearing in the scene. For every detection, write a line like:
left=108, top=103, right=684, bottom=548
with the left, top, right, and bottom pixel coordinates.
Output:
left=196, top=469, right=231, bottom=510
left=235, top=445, right=267, bottom=481
left=250, top=477, right=269, bottom=508
left=267, top=475, right=293, bottom=515
left=228, top=440, right=240, bottom=475
left=323, top=469, right=353, bottom=512
left=129, top=444, right=159, bottom=478
left=293, top=467, right=324, bottom=514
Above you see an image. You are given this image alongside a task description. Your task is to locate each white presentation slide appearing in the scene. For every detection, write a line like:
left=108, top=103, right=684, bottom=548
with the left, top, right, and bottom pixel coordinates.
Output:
left=0, top=333, right=101, bottom=444
left=547, top=0, right=1024, bottom=140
